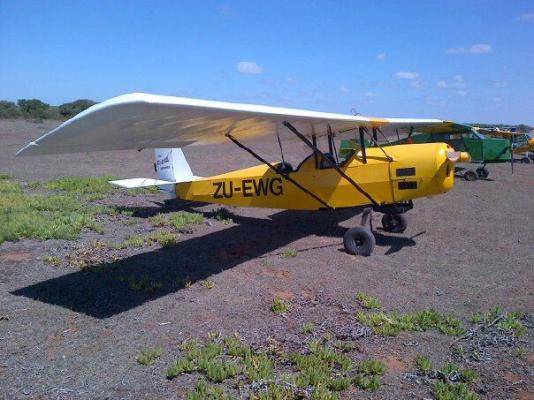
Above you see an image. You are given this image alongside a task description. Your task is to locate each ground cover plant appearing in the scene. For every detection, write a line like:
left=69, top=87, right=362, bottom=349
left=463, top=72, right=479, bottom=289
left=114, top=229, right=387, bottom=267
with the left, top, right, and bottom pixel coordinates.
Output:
left=412, top=356, right=480, bottom=400
left=470, top=306, right=525, bottom=337
left=149, top=211, right=204, bottom=230
left=271, top=297, right=292, bottom=314
left=137, top=346, right=164, bottom=365
left=355, top=308, right=464, bottom=336
left=165, top=333, right=388, bottom=399
left=0, top=175, right=112, bottom=244
left=355, top=292, right=381, bottom=309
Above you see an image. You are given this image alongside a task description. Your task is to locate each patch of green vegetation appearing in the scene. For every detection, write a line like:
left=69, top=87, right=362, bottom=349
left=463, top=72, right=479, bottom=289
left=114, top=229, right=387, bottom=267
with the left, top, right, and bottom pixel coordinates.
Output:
left=121, top=231, right=181, bottom=248
left=355, top=292, right=381, bottom=309
left=0, top=177, right=107, bottom=244
left=353, top=374, right=381, bottom=392
left=137, top=346, right=163, bottom=366
left=254, top=383, right=294, bottom=400
left=200, top=280, right=215, bottom=289
left=167, top=358, right=196, bottom=378
left=224, top=334, right=252, bottom=358
left=168, top=334, right=387, bottom=398
left=351, top=359, right=386, bottom=392
left=290, top=340, right=352, bottom=396
left=357, top=359, right=385, bottom=376
left=148, top=231, right=180, bottom=247
left=243, top=353, right=275, bottom=382
left=25, top=180, right=41, bottom=189
left=416, top=359, right=479, bottom=385
left=0, top=173, right=14, bottom=180
left=334, top=341, right=356, bottom=353
left=281, top=248, right=298, bottom=258
left=434, top=382, right=479, bottom=400
left=355, top=308, right=464, bottom=336
left=302, top=322, right=315, bottom=334
left=469, top=307, right=525, bottom=337
left=415, top=355, right=433, bottom=374
left=43, top=255, right=62, bottom=267
left=515, top=346, right=527, bottom=359
left=205, top=359, right=239, bottom=382
left=46, top=175, right=117, bottom=200
left=186, top=380, right=233, bottom=400
left=149, top=211, right=204, bottom=230
left=126, top=275, right=163, bottom=293
left=271, top=298, right=292, bottom=314
left=213, top=208, right=234, bottom=224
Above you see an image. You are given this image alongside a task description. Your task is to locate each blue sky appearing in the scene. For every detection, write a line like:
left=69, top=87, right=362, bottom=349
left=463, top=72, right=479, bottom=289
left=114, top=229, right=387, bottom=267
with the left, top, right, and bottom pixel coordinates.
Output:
left=1, top=1, right=533, bottom=124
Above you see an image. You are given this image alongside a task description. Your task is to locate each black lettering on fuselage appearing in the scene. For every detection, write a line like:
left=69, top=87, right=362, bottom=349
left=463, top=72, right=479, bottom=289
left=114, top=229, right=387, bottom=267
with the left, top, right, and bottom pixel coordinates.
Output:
left=270, top=177, right=283, bottom=195
left=213, top=178, right=284, bottom=199
left=213, top=182, right=224, bottom=199
left=242, top=179, right=253, bottom=197
left=222, top=181, right=233, bottom=198
left=253, top=179, right=269, bottom=196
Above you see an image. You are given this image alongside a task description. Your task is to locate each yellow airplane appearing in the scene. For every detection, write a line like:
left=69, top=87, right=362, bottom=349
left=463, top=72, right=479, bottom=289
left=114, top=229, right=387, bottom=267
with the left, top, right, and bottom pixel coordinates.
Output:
left=476, top=128, right=534, bottom=163
left=17, top=93, right=470, bottom=256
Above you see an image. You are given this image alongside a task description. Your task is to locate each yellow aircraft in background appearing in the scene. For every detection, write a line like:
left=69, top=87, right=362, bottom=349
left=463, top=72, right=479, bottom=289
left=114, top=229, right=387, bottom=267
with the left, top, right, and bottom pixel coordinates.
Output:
left=18, top=93, right=469, bottom=256
left=477, top=128, right=534, bottom=163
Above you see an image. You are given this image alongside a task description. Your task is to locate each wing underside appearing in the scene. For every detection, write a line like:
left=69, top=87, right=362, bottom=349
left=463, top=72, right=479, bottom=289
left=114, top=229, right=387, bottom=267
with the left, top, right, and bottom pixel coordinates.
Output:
left=17, top=93, right=446, bottom=156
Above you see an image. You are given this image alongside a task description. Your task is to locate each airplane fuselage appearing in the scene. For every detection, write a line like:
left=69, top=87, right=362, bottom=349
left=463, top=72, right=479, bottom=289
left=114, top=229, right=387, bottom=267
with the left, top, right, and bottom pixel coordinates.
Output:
left=175, top=143, right=463, bottom=210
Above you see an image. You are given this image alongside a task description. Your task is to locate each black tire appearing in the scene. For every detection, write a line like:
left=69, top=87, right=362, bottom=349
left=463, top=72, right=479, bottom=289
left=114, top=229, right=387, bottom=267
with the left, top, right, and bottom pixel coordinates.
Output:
left=343, top=227, right=375, bottom=256
left=381, top=214, right=407, bottom=233
left=528, top=154, right=534, bottom=161
left=520, top=157, right=530, bottom=164
left=476, top=167, right=489, bottom=179
left=464, top=170, right=478, bottom=181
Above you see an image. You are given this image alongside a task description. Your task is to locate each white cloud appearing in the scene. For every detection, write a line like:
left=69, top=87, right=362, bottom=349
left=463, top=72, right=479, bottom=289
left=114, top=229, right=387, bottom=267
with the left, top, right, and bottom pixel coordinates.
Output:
left=338, top=85, right=350, bottom=93
left=453, top=75, right=466, bottom=88
left=518, top=13, right=534, bottom=22
left=364, top=91, right=377, bottom=98
left=447, top=44, right=492, bottom=55
left=436, top=80, right=448, bottom=88
left=236, top=61, right=263, bottom=74
left=494, top=96, right=502, bottom=102
left=377, top=52, right=386, bottom=61
left=394, top=71, right=419, bottom=80
left=456, top=90, right=467, bottom=96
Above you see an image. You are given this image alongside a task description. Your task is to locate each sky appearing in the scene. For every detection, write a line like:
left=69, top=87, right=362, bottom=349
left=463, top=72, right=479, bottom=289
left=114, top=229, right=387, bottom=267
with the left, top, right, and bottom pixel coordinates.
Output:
left=1, top=1, right=533, bottom=125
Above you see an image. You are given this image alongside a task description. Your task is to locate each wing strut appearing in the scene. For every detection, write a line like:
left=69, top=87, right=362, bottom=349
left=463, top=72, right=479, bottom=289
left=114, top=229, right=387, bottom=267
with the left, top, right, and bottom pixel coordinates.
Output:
left=225, top=133, right=334, bottom=210
left=283, top=121, right=379, bottom=207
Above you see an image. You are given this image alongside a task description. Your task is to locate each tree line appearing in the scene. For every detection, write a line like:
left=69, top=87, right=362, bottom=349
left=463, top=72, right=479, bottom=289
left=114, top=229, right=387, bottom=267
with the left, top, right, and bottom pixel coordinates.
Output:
left=0, top=99, right=96, bottom=120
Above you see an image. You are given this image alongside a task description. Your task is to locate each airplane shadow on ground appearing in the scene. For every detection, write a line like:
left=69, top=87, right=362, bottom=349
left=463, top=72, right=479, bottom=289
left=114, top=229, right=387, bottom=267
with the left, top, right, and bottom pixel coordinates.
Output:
left=12, top=205, right=417, bottom=319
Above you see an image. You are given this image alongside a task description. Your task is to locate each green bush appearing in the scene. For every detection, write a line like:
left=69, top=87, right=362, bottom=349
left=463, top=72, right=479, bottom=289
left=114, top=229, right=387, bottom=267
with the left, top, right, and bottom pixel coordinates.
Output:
left=59, top=99, right=96, bottom=119
left=17, top=99, right=53, bottom=120
left=0, top=101, right=21, bottom=118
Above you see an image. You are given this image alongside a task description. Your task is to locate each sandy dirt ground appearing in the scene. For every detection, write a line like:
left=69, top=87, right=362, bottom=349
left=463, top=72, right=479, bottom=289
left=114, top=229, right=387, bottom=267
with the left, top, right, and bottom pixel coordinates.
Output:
left=0, top=119, right=532, bottom=399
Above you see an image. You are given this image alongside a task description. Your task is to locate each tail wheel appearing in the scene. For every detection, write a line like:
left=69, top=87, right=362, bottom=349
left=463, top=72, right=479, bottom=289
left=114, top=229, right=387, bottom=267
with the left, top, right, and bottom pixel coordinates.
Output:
left=381, top=214, right=407, bottom=233
left=464, top=170, right=478, bottom=181
left=476, top=167, right=489, bottom=179
left=343, top=227, right=375, bottom=256
left=520, top=157, right=530, bottom=164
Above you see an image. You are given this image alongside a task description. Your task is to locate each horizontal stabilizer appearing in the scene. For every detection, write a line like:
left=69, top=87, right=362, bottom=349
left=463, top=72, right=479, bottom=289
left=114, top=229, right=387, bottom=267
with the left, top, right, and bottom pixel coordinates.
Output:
left=109, top=178, right=174, bottom=189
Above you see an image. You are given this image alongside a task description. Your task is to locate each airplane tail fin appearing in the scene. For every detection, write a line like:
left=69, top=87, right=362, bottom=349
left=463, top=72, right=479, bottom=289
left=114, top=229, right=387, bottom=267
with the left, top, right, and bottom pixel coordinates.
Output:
left=110, top=148, right=198, bottom=198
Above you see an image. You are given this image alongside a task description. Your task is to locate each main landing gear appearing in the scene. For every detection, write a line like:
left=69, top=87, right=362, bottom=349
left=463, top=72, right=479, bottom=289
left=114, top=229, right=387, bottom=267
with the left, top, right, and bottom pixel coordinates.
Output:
left=343, top=201, right=412, bottom=256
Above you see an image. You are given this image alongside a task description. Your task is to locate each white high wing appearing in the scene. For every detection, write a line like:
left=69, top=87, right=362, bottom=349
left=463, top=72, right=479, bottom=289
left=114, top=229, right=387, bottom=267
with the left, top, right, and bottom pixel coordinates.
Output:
left=17, top=93, right=444, bottom=156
